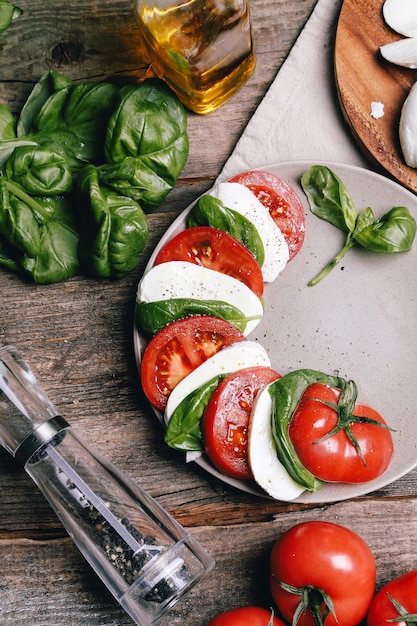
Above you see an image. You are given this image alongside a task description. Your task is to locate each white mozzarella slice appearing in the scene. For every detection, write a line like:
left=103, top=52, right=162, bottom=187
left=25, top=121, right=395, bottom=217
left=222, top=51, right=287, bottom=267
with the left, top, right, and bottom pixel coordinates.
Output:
left=380, top=37, right=417, bottom=68
left=400, top=81, right=417, bottom=167
left=165, top=341, right=271, bottom=423
left=248, top=384, right=305, bottom=501
left=209, top=182, right=289, bottom=282
left=383, top=0, right=417, bottom=37
left=137, top=260, right=263, bottom=336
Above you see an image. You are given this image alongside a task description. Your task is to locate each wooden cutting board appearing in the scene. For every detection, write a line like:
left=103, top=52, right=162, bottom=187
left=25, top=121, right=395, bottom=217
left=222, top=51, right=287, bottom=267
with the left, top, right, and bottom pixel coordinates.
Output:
left=335, top=0, right=417, bottom=195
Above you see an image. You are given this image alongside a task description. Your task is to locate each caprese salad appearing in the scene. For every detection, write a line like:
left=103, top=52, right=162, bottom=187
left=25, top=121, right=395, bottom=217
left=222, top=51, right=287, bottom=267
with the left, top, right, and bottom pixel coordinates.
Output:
left=135, top=170, right=394, bottom=501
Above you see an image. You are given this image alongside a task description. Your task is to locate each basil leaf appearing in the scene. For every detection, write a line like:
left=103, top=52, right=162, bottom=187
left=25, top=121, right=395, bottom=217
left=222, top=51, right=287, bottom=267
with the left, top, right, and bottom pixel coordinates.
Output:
left=188, top=194, right=265, bottom=267
left=0, top=1, right=22, bottom=34
left=75, top=164, right=149, bottom=278
left=16, top=196, right=80, bottom=284
left=102, top=79, right=189, bottom=212
left=269, top=369, right=346, bottom=491
left=301, top=165, right=357, bottom=233
left=164, top=375, right=225, bottom=450
left=137, top=298, right=258, bottom=335
left=355, top=206, right=417, bottom=252
left=2, top=144, right=73, bottom=195
left=17, top=70, right=73, bottom=137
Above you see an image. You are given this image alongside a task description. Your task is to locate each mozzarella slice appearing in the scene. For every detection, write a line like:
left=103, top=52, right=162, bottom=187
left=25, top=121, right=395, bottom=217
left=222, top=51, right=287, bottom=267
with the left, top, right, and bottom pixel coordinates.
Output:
left=380, top=37, right=417, bottom=68
left=137, top=260, right=263, bottom=336
left=383, top=0, right=417, bottom=37
left=400, top=81, right=417, bottom=167
left=165, top=341, right=271, bottom=423
left=208, top=182, right=289, bottom=282
left=248, top=384, right=305, bottom=501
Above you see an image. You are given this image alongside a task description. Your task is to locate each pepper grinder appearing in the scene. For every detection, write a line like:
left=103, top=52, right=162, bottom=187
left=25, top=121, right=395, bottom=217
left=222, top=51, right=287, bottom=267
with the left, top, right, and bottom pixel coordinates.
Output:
left=0, top=345, right=214, bottom=625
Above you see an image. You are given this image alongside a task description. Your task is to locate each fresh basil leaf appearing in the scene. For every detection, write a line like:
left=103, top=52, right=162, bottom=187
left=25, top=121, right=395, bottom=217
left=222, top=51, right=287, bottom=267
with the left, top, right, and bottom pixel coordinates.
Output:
left=136, top=298, right=258, bottom=335
left=75, top=164, right=149, bottom=278
left=102, top=79, right=189, bottom=212
left=164, top=375, right=225, bottom=451
left=269, top=369, right=345, bottom=491
left=0, top=103, right=16, bottom=140
left=188, top=194, right=265, bottom=267
left=17, top=70, right=73, bottom=137
left=0, top=0, right=22, bottom=34
left=301, top=165, right=357, bottom=233
left=17, top=196, right=80, bottom=283
left=355, top=206, right=417, bottom=252
left=2, top=144, right=73, bottom=195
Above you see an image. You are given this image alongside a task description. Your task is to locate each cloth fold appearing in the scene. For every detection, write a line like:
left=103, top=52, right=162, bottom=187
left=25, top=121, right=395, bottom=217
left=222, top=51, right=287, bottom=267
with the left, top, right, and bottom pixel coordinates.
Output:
left=218, top=0, right=369, bottom=181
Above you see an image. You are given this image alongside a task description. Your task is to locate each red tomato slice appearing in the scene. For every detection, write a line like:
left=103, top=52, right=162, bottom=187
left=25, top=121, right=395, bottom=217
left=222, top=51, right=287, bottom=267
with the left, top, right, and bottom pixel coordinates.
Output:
left=140, top=315, right=246, bottom=411
left=229, top=170, right=305, bottom=260
left=201, top=366, right=281, bottom=480
left=288, top=382, right=394, bottom=483
left=154, top=226, right=264, bottom=297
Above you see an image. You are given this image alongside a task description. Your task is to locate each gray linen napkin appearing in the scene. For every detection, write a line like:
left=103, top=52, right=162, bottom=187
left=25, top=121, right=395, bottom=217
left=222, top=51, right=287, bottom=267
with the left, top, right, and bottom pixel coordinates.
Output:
left=218, top=0, right=369, bottom=181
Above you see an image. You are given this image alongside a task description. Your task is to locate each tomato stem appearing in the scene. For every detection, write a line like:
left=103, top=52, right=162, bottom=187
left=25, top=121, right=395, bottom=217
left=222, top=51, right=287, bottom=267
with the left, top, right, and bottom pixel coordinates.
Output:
left=276, top=579, right=338, bottom=626
left=386, top=592, right=417, bottom=623
left=311, top=379, right=393, bottom=466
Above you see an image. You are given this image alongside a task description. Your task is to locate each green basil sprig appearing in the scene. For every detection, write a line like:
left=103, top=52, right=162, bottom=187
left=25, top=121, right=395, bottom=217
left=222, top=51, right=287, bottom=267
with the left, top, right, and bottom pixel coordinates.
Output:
left=188, top=194, right=265, bottom=267
left=164, top=375, right=225, bottom=450
left=137, top=298, right=260, bottom=335
left=301, top=165, right=417, bottom=286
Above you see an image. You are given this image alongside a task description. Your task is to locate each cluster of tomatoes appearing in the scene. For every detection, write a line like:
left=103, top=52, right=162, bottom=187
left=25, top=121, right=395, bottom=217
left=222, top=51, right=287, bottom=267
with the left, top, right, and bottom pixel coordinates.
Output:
left=206, top=520, right=417, bottom=626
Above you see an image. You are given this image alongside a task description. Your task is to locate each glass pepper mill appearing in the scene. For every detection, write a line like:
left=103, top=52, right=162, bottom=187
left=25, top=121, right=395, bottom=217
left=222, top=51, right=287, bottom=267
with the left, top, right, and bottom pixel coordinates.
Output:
left=133, top=0, right=256, bottom=114
left=0, top=345, right=214, bottom=626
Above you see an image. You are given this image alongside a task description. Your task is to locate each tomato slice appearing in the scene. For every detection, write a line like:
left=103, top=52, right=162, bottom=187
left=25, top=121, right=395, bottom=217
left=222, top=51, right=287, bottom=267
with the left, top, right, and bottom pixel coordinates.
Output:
left=140, top=315, right=246, bottom=411
left=201, top=366, right=281, bottom=480
left=229, top=170, right=306, bottom=260
left=154, top=226, right=264, bottom=297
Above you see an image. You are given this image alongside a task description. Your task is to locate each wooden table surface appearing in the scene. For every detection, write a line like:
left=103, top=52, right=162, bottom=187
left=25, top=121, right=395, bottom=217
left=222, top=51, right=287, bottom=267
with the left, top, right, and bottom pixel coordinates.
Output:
left=1, top=0, right=417, bottom=624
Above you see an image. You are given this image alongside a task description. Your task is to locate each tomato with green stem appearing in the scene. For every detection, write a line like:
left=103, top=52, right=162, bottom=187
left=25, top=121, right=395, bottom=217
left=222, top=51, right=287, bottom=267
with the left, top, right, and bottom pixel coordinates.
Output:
left=288, top=381, right=394, bottom=483
left=270, top=521, right=376, bottom=626
left=206, top=606, right=285, bottom=625
left=367, top=570, right=417, bottom=626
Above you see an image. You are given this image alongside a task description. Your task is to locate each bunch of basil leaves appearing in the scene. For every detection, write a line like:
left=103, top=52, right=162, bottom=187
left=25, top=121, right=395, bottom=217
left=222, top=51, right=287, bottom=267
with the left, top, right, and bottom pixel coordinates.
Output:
left=0, top=70, right=189, bottom=283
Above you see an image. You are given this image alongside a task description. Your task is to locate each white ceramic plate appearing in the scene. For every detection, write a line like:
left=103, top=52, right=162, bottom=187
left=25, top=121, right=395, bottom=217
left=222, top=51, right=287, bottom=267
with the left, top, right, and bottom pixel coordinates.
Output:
left=133, top=160, right=417, bottom=503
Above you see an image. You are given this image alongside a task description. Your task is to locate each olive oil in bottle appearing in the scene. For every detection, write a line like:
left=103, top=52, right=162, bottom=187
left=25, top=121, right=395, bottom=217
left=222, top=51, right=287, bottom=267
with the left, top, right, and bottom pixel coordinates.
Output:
left=133, top=0, right=256, bottom=114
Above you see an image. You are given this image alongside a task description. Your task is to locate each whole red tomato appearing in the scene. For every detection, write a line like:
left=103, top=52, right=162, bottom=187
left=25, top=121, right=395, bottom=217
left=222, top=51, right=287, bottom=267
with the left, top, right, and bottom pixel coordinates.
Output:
left=288, top=382, right=394, bottom=483
left=367, top=570, right=417, bottom=625
left=270, top=521, right=376, bottom=626
left=206, top=606, right=285, bottom=625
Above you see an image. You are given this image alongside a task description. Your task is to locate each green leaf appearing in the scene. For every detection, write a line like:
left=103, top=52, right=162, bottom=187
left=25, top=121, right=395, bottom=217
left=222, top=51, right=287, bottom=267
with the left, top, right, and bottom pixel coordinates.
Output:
left=75, top=164, right=149, bottom=278
left=301, top=165, right=357, bottom=233
left=0, top=1, right=22, bottom=34
left=102, top=79, right=189, bottom=211
left=136, top=298, right=258, bottom=336
left=164, top=375, right=225, bottom=450
left=188, top=194, right=265, bottom=267
left=355, top=206, right=417, bottom=252
left=2, top=144, right=73, bottom=195
left=16, top=196, right=80, bottom=283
